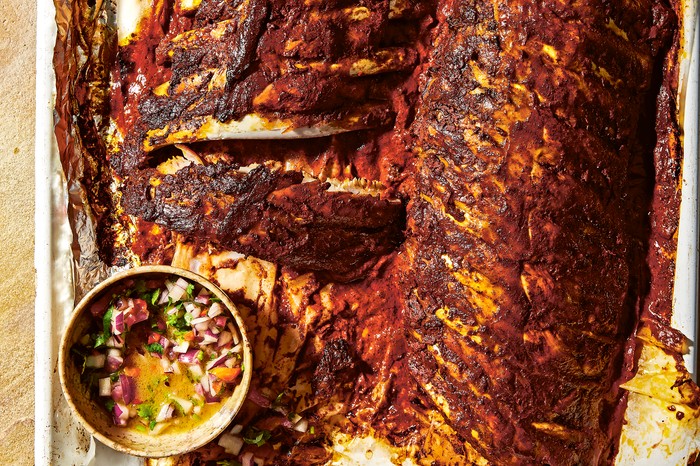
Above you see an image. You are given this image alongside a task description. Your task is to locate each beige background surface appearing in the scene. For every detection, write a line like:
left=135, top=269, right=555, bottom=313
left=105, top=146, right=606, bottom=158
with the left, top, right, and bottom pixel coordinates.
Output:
left=0, top=0, right=36, bottom=464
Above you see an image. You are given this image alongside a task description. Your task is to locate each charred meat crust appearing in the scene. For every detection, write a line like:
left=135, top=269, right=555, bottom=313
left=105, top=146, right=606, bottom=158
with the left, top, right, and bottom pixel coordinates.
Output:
left=122, top=163, right=405, bottom=282
left=110, top=0, right=426, bottom=173
left=401, top=0, right=675, bottom=464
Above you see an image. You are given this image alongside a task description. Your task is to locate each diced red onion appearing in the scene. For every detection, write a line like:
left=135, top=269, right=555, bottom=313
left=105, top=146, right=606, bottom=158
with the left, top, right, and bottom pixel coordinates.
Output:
left=111, top=383, right=123, bottom=402
left=201, top=331, right=218, bottom=345
left=171, top=396, right=193, bottom=414
left=98, top=378, right=111, bottom=396
left=206, top=353, right=229, bottom=370
left=195, top=292, right=211, bottom=305
left=157, top=288, right=170, bottom=305
left=280, top=417, right=294, bottom=429
left=188, top=364, right=203, bottom=378
left=155, top=403, right=174, bottom=422
left=241, top=452, right=254, bottom=466
left=124, top=298, right=149, bottom=328
left=218, top=433, right=244, bottom=455
left=227, top=323, right=240, bottom=344
left=293, top=419, right=309, bottom=433
left=119, top=375, right=136, bottom=404
left=160, top=358, right=172, bottom=373
left=208, top=303, right=224, bottom=318
left=179, top=348, right=199, bottom=364
left=172, top=341, right=190, bottom=354
left=185, top=302, right=201, bottom=318
left=208, top=374, right=219, bottom=396
left=106, top=354, right=123, bottom=372
left=230, top=424, right=244, bottom=434
left=191, top=316, right=210, bottom=325
left=214, top=315, right=227, bottom=327
left=195, top=383, right=204, bottom=397
left=159, top=336, right=171, bottom=351
left=247, top=388, right=271, bottom=408
left=203, top=391, right=221, bottom=403
left=115, top=298, right=129, bottom=311
left=171, top=360, right=183, bottom=374
left=169, top=278, right=189, bottom=301
left=111, top=311, right=125, bottom=335
left=105, top=336, right=124, bottom=348
left=85, top=354, right=106, bottom=368
left=231, top=343, right=242, bottom=354
left=113, top=402, right=129, bottom=426
left=194, top=321, right=210, bottom=333
left=224, top=358, right=236, bottom=368
left=200, top=373, right=211, bottom=393
left=217, top=331, right=233, bottom=348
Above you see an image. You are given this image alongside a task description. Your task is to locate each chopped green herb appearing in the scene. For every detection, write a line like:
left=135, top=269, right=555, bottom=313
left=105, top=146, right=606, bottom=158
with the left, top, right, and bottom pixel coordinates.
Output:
left=216, top=461, right=242, bottom=466
left=150, top=288, right=161, bottom=306
left=103, top=307, right=114, bottom=333
left=135, top=424, right=147, bottom=433
left=137, top=403, right=154, bottom=420
left=134, top=280, right=147, bottom=294
left=243, top=427, right=271, bottom=447
left=210, top=296, right=222, bottom=303
left=149, top=419, right=157, bottom=431
left=105, top=399, right=115, bottom=412
left=273, top=391, right=285, bottom=407
left=310, top=426, right=315, bottom=434
left=94, top=307, right=114, bottom=348
left=185, top=283, right=195, bottom=300
left=145, top=342, right=164, bottom=354
left=184, top=312, right=193, bottom=325
left=197, top=350, right=204, bottom=361
left=110, top=373, right=119, bottom=382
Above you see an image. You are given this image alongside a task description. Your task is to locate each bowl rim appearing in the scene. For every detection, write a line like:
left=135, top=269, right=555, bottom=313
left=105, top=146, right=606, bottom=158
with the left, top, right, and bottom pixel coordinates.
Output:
left=58, top=265, right=253, bottom=458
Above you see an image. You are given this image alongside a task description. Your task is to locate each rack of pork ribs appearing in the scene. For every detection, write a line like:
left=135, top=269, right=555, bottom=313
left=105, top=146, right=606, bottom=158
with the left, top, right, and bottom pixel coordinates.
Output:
left=104, top=0, right=680, bottom=463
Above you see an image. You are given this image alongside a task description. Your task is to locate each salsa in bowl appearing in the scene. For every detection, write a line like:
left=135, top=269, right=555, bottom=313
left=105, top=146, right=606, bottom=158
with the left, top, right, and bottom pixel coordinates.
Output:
left=59, top=265, right=252, bottom=457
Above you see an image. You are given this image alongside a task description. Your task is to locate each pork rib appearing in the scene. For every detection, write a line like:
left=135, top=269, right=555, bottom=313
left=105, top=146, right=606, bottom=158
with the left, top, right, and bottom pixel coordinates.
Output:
left=122, top=163, right=405, bottom=282
left=402, top=0, right=673, bottom=463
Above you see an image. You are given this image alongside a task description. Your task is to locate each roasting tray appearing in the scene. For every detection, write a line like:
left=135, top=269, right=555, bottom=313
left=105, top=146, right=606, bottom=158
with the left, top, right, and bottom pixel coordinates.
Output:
left=34, top=0, right=699, bottom=464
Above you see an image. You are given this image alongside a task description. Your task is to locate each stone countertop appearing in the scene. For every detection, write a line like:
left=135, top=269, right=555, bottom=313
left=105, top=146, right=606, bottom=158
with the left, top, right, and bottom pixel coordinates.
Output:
left=0, top=1, right=36, bottom=464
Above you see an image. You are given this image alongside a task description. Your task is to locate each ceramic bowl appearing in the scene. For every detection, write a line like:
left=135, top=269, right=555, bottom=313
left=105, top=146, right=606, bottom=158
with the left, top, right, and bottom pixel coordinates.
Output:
left=58, top=265, right=252, bottom=458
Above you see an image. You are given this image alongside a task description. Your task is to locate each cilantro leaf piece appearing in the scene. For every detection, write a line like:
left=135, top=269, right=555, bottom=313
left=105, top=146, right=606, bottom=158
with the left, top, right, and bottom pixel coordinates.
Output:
left=150, top=288, right=161, bottom=306
left=185, top=283, right=195, bottom=300
left=105, top=399, right=115, bottom=412
left=137, top=403, right=154, bottom=420
left=243, top=427, right=271, bottom=447
left=145, top=342, right=164, bottom=354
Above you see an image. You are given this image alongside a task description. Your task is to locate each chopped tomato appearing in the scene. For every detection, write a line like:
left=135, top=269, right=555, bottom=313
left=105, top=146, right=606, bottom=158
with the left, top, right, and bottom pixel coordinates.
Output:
left=210, top=367, right=242, bottom=383
left=124, top=366, right=141, bottom=377
left=147, top=332, right=161, bottom=344
left=183, top=331, right=195, bottom=342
